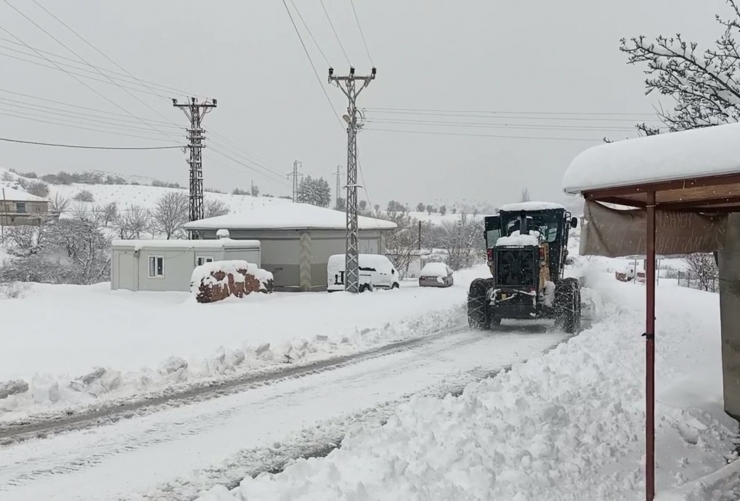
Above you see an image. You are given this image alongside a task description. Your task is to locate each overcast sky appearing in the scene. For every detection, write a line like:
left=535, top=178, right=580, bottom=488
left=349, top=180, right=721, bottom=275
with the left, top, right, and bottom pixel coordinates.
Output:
left=0, top=0, right=730, bottom=208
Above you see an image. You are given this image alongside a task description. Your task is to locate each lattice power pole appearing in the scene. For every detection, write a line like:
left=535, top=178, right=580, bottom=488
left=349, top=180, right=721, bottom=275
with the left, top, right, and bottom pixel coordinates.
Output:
left=287, top=160, right=302, bottom=202
left=329, top=66, right=376, bottom=294
left=172, top=97, right=217, bottom=224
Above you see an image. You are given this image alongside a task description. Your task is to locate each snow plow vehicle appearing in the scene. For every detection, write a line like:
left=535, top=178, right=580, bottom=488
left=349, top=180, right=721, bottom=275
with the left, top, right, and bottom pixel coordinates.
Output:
left=467, top=202, right=581, bottom=333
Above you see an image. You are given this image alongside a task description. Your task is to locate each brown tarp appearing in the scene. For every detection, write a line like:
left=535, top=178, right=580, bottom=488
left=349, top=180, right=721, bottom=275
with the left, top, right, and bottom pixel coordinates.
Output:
left=580, top=200, right=728, bottom=258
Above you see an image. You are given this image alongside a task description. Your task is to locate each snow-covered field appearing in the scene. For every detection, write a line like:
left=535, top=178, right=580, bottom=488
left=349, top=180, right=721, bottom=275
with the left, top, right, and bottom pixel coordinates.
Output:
left=0, top=270, right=484, bottom=423
left=197, top=266, right=739, bottom=501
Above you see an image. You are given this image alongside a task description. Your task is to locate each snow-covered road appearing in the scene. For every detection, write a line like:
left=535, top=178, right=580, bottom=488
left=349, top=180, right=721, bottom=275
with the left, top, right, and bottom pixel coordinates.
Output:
left=0, top=325, right=567, bottom=501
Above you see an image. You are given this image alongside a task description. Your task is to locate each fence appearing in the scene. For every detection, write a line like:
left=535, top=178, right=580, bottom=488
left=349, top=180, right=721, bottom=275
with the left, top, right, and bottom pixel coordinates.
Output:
left=675, top=269, right=719, bottom=293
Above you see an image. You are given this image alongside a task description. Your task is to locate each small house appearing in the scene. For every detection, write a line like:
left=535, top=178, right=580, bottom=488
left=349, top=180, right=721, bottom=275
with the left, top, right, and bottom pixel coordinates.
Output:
left=0, top=187, right=49, bottom=226
left=111, top=236, right=260, bottom=292
left=183, top=203, right=397, bottom=291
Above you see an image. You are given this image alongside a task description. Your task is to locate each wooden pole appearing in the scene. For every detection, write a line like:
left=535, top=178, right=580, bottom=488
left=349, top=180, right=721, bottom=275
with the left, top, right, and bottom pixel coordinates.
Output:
left=645, top=191, right=656, bottom=501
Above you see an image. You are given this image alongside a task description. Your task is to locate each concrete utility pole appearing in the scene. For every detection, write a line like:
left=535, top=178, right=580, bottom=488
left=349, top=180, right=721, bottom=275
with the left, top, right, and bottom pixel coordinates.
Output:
left=335, top=165, right=343, bottom=208
left=172, top=97, right=217, bottom=225
left=287, top=160, right=302, bottom=202
left=329, top=66, right=376, bottom=294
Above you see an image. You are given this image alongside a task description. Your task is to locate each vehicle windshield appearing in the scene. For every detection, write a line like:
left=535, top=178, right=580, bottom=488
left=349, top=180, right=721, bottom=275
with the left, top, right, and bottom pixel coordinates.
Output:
left=503, top=215, right=560, bottom=243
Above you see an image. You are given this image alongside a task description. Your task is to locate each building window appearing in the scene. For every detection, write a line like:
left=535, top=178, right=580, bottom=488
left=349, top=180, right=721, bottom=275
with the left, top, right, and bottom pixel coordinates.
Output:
left=196, top=256, right=214, bottom=266
left=148, top=256, right=164, bottom=278
left=16, top=202, right=26, bottom=213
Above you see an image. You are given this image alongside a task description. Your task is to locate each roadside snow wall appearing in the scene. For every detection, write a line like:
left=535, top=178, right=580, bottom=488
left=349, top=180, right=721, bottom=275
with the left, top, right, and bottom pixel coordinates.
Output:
left=191, top=260, right=274, bottom=303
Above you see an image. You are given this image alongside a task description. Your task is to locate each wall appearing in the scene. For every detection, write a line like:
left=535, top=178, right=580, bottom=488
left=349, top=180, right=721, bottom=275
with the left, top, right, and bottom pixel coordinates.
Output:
left=0, top=200, right=49, bottom=226
left=196, top=228, right=386, bottom=291
left=719, top=212, right=740, bottom=421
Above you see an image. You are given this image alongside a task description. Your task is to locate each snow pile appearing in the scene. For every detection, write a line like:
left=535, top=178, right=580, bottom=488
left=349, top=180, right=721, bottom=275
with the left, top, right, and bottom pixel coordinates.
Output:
left=496, top=230, right=540, bottom=247
left=199, top=274, right=738, bottom=500
left=419, top=262, right=450, bottom=278
left=0, top=269, right=483, bottom=422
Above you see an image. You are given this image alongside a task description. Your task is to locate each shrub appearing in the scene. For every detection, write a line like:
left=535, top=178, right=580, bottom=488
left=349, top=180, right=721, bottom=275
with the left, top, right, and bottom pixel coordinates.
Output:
left=73, top=190, right=94, bottom=202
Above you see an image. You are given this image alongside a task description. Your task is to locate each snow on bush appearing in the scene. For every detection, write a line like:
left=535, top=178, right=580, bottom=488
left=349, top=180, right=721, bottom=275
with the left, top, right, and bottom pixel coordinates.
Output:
left=199, top=277, right=737, bottom=500
left=191, top=260, right=274, bottom=303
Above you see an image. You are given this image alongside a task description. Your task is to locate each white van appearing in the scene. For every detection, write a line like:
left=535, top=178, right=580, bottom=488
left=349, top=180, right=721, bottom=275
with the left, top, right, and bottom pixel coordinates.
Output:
left=327, top=254, right=400, bottom=292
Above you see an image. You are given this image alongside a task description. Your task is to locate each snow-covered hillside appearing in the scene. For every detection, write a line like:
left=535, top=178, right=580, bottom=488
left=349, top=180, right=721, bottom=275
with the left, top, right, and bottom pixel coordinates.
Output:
left=0, top=167, right=289, bottom=215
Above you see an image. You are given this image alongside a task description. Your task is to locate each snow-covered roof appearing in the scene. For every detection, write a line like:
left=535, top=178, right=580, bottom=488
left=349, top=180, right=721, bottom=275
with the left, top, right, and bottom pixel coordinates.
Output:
left=563, top=122, right=740, bottom=193
left=183, top=203, right=397, bottom=231
left=496, top=231, right=540, bottom=247
left=499, top=201, right=565, bottom=212
left=0, top=186, right=47, bottom=202
left=112, top=238, right=260, bottom=250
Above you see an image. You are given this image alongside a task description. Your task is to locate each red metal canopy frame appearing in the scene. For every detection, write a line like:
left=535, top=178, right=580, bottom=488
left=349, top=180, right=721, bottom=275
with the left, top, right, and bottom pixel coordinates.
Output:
left=581, top=172, right=740, bottom=501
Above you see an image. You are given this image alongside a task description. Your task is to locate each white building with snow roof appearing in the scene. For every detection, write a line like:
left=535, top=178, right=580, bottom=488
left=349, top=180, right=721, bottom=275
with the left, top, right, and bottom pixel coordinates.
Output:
left=183, top=203, right=397, bottom=291
left=0, top=186, right=49, bottom=226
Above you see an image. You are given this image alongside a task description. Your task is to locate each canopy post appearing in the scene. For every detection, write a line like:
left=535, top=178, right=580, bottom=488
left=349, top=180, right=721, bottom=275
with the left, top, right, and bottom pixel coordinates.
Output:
left=645, top=190, right=656, bottom=501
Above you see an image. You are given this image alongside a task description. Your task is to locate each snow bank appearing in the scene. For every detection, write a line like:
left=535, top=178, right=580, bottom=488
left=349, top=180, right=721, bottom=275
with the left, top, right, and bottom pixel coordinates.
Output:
left=200, top=271, right=737, bottom=500
left=563, top=122, right=740, bottom=193
left=496, top=230, right=540, bottom=247
left=0, top=269, right=484, bottom=422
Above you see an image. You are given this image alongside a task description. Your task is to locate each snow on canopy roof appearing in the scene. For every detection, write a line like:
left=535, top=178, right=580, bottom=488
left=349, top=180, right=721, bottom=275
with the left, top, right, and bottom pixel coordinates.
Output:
left=499, top=201, right=565, bottom=212
left=0, top=186, right=47, bottom=202
left=563, top=122, right=740, bottom=194
left=112, top=239, right=260, bottom=250
left=183, top=203, right=397, bottom=231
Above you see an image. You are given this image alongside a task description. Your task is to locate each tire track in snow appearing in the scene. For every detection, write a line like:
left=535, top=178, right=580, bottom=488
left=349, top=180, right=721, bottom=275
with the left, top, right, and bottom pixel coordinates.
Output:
left=0, top=327, right=497, bottom=491
left=0, top=324, right=472, bottom=446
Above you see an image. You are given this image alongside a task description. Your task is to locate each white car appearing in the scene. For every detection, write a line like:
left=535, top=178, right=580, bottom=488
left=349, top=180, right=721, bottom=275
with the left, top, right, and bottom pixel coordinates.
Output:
left=327, top=254, right=400, bottom=292
left=419, top=262, right=454, bottom=288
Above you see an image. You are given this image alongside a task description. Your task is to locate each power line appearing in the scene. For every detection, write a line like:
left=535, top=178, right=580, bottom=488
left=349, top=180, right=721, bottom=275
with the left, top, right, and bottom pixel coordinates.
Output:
left=365, top=107, right=658, bottom=117
left=0, top=99, right=183, bottom=132
left=364, top=127, right=604, bottom=142
left=281, top=0, right=344, bottom=130
left=0, top=108, right=180, bottom=142
left=210, top=147, right=292, bottom=187
left=349, top=0, right=374, bottom=66
left=0, top=136, right=182, bottom=150
left=364, top=109, right=662, bottom=123
left=0, top=39, right=186, bottom=98
left=364, top=118, right=646, bottom=132
left=209, top=140, right=291, bottom=183
left=319, top=0, right=351, bottom=65
left=26, top=0, right=202, bottom=100
left=2, top=0, right=178, bottom=141
left=288, top=0, right=331, bottom=67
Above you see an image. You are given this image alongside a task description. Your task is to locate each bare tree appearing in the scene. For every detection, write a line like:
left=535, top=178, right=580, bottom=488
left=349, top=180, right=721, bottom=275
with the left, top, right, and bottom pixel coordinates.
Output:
left=70, top=202, right=91, bottom=221
left=521, top=188, right=530, bottom=202
left=685, top=253, right=719, bottom=291
left=204, top=198, right=230, bottom=218
left=426, top=204, right=434, bottom=215
left=383, top=213, right=419, bottom=279
left=416, top=202, right=425, bottom=213
left=152, top=192, right=188, bottom=239
left=101, top=202, right=118, bottom=226
left=432, top=214, right=485, bottom=270
left=334, top=197, right=346, bottom=211
left=49, top=193, right=69, bottom=215
left=27, top=181, right=49, bottom=198
left=621, top=1, right=740, bottom=132
left=116, top=205, right=150, bottom=239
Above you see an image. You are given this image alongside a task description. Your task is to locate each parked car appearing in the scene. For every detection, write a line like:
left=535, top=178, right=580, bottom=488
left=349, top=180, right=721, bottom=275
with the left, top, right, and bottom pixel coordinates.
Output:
left=419, top=262, right=454, bottom=288
left=327, top=254, right=400, bottom=292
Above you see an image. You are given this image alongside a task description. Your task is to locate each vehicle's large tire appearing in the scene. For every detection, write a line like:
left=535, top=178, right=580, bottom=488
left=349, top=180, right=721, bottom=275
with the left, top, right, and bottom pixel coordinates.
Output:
left=555, top=277, right=581, bottom=334
left=468, top=278, right=490, bottom=330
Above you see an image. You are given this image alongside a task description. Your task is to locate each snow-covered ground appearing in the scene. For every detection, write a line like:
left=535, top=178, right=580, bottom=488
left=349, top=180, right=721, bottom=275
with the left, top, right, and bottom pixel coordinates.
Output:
left=0, top=269, right=484, bottom=423
left=196, top=265, right=739, bottom=501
